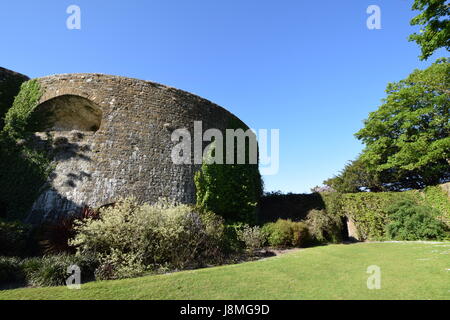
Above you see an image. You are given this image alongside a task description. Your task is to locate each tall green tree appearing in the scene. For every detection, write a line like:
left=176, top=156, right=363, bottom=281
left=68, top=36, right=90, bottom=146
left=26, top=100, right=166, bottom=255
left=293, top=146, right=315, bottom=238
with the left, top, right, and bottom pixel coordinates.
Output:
left=409, top=0, right=450, bottom=60
left=355, top=58, right=450, bottom=190
left=324, top=156, right=384, bottom=193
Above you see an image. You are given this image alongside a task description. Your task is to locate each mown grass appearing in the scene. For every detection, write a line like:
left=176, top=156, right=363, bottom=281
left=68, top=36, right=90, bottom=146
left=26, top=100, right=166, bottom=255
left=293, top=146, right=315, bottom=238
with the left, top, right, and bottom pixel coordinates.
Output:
left=0, top=242, right=449, bottom=300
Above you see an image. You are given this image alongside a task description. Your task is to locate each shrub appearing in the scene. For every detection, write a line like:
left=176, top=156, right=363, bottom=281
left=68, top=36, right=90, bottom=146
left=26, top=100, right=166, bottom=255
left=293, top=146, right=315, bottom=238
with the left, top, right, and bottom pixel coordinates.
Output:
left=305, top=209, right=342, bottom=243
left=260, top=223, right=274, bottom=243
left=71, top=198, right=226, bottom=280
left=291, top=221, right=310, bottom=247
left=38, top=206, right=100, bottom=255
left=0, top=254, right=97, bottom=287
left=21, top=254, right=97, bottom=287
left=263, top=219, right=310, bottom=248
left=194, top=118, right=263, bottom=224
left=94, top=249, right=146, bottom=281
left=0, top=219, right=30, bottom=257
left=265, top=219, right=293, bottom=247
left=0, top=257, right=25, bottom=285
left=236, top=225, right=266, bottom=253
left=38, top=217, right=77, bottom=255
left=22, top=255, right=73, bottom=287
left=385, top=200, right=448, bottom=241
left=222, top=222, right=247, bottom=253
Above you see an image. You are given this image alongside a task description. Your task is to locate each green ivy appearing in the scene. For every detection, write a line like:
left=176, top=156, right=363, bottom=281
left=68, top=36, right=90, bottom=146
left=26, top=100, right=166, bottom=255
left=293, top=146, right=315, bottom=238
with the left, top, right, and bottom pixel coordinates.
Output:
left=422, top=185, right=450, bottom=226
left=194, top=118, right=263, bottom=224
left=0, top=80, right=52, bottom=220
left=385, top=200, right=448, bottom=241
left=320, top=187, right=450, bottom=241
left=0, top=71, right=28, bottom=130
left=3, top=80, right=45, bottom=139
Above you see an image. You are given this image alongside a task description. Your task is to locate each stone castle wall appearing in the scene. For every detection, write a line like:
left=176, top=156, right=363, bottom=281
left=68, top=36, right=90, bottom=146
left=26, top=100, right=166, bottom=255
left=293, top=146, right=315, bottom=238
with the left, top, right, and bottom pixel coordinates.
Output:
left=27, top=73, right=245, bottom=223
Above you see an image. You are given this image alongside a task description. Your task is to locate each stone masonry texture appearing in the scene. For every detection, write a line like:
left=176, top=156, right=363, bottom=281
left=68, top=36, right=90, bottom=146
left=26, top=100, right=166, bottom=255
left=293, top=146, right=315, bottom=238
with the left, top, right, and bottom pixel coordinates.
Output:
left=25, top=73, right=247, bottom=223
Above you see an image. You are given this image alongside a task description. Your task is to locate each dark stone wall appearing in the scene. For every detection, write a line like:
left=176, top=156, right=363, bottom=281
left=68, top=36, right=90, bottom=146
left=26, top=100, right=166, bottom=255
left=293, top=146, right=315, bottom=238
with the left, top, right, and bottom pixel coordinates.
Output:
left=27, top=73, right=246, bottom=223
left=0, top=67, right=29, bottom=129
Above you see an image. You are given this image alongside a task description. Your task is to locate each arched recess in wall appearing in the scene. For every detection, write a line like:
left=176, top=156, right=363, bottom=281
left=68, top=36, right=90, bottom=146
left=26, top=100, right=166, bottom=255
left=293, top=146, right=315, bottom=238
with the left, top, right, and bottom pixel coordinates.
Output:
left=32, top=95, right=102, bottom=132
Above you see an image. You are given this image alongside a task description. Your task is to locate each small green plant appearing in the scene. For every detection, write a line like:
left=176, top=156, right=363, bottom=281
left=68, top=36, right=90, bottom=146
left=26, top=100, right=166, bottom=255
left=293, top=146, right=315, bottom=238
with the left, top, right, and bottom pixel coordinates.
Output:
left=263, top=219, right=310, bottom=248
left=236, top=224, right=266, bottom=254
left=305, top=209, right=342, bottom=243
left=222, top=222, right=247, bottom=253
left=291, top=221, right=310, bottom=247
left=385, top=200, right=448, bottom=241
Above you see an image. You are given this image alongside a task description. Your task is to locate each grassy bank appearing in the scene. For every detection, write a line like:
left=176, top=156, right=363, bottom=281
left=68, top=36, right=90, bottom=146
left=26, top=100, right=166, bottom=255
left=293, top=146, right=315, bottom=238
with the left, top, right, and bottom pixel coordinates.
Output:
left=1, top=242, right=449, bottom=300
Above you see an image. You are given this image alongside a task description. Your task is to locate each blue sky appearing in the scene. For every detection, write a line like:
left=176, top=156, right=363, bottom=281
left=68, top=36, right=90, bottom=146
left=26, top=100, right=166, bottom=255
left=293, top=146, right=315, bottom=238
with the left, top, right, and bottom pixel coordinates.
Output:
left=0, top=1, right=447, bottom=193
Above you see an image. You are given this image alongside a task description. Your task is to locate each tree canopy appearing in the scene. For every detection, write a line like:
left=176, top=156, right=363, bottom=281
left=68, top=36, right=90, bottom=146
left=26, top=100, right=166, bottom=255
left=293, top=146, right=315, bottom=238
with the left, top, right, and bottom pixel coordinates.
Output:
left=324, top=157, right=384, bottom=193
left=325, top=59, right=449, bottom=192
left=409, top=0, right=450, bottom=60
left=354, top=58, right=449, bottom=190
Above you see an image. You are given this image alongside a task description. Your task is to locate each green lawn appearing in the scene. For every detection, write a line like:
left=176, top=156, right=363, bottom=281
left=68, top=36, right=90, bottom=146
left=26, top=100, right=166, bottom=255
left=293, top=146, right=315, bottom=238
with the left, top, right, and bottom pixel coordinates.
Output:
left=1, top=242, right=449, bottom=300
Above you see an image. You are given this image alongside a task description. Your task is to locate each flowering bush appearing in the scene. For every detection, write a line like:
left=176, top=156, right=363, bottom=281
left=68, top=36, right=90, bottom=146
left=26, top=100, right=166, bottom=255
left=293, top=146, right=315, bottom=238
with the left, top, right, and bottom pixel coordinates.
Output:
left=71, top=198, right=225, bottom=279
left=236, top=225, right=266, bottom=253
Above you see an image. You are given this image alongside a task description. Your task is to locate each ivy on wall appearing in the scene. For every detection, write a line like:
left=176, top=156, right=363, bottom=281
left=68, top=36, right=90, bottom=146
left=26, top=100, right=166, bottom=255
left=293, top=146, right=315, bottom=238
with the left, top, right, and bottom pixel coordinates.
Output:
left=325, top=186, right=450, bottom=240
left=422, top=185, right=450, bottom=226
left=3, top=80, right=46, bottom=138
left=0, top=70, right=29, bottom=130
left=322, top=191, right=418, bottom=240
left=194, top=118, right=263, bottom=223
left=259, top=185, right=450, bottom=241
left=0, top=80, right=52, bottom=220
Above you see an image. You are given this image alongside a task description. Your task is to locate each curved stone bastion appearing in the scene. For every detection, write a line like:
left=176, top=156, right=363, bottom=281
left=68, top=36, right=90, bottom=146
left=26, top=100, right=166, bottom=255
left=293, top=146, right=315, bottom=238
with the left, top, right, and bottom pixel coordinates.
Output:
left=27, top=73, right=247, bottom=223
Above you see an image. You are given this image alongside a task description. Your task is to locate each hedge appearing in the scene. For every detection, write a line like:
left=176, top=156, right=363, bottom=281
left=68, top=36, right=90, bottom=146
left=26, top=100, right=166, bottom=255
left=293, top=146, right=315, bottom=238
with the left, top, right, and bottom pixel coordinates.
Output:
left=258, top=185, right=450, bottom=241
